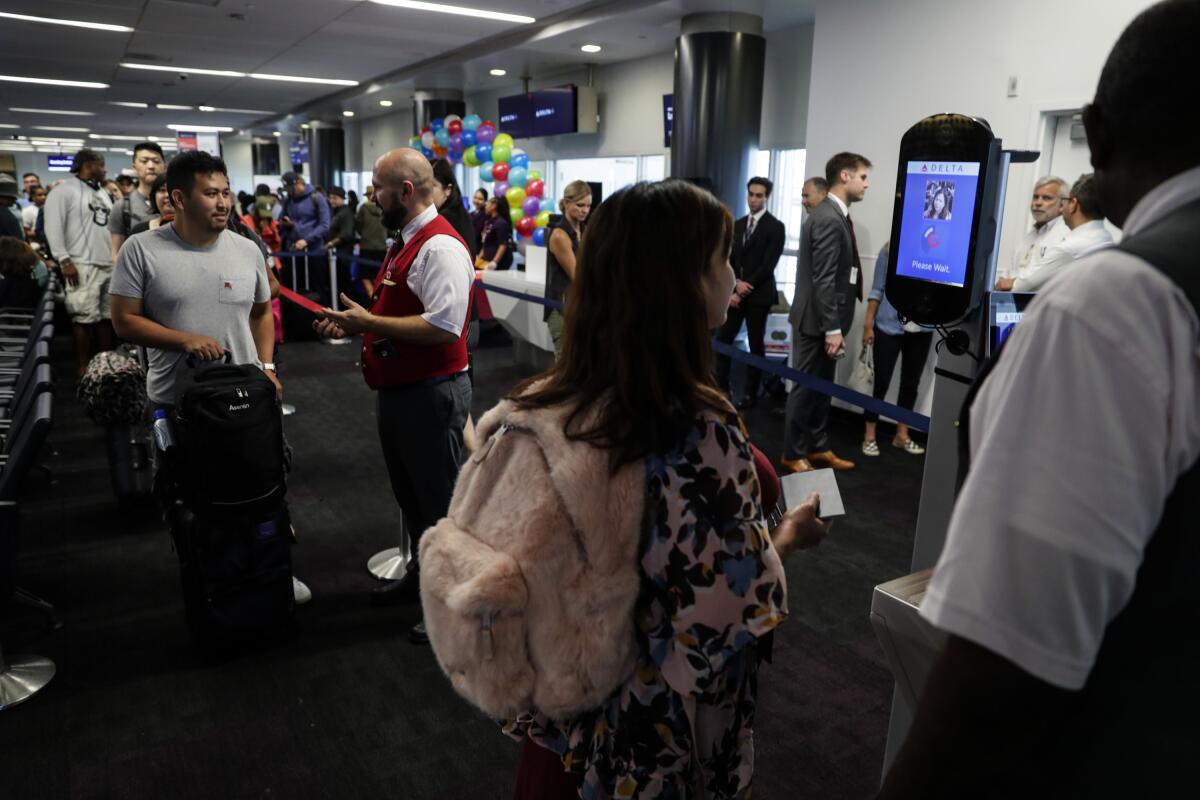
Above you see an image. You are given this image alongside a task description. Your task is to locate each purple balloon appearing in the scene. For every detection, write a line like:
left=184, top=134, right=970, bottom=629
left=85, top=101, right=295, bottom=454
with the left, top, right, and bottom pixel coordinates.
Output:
left=522, top=196, right=541, bottom=217
left=476, top=124, right=497, bottom=145
left=449, top=132, right=463, bottom=150
left=494, top=181, right=510, bottom=200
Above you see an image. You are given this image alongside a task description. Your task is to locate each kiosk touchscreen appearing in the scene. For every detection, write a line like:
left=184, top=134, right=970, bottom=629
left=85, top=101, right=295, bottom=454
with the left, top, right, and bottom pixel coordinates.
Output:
left=885, top=115, right=1001, bottom=325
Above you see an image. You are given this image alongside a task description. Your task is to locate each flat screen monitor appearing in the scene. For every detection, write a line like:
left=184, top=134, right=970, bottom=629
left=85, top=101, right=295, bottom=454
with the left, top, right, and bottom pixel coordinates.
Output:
left=498, top=93, right=533, bottom=139
left=531, top=86, right=576, bottom=136
left=988, top=291, right=1035, bottom=356
left=893, top=160, right=982, bottom=289
left=663, top=94, right=673, bottom=147
left=47, top=154, right=73, bottom=172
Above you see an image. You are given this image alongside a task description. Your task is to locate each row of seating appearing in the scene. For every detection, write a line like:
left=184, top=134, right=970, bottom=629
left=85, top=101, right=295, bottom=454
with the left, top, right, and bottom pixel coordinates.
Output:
left=0, top=277, right=59, bottom=711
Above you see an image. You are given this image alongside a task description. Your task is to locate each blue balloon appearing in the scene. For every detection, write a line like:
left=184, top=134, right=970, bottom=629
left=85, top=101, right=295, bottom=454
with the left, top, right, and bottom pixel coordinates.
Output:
left=430, top=117, right=444, bottom=132
left=462, top=113, right=482, bottom=131
left=510, top=152, right=530, bottom=169
left=540, top=197, right=556, bottom=214
left=508, top=166, right=528, bottom=188
left=421, top=147, right=434, bottom=158
left=531, top=226, right=548, bottom=246
left=475, top=141, right=492, bottom=163
left=461, top=129, right=477, bottom=147
left=479, top=161, right=495, bottom=182
left=434, top=128, right=451, bottom=148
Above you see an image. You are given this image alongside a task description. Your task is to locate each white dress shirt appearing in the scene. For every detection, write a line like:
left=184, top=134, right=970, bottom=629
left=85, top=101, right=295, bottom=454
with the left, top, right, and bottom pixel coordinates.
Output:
left=920, top=165, right=1200, bottom=690
left=1003, top=215, right=1068, bottom=281
left=399, top=203, right=475, bottom=338
left=1012, top=219, right=1114, bottom=292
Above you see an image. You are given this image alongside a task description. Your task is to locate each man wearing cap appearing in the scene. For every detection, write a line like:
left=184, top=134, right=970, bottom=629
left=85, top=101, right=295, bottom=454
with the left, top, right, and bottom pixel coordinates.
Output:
left=0, top=174, right=26, bottom=240
left=43, top=148, right=116, bottom=375
left=324, top=186, right=359, bottom=304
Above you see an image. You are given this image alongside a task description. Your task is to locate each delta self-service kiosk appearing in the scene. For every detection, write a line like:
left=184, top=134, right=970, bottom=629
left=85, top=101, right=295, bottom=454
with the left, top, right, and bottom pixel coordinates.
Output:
left=869, top=114, right=1039, bottom=776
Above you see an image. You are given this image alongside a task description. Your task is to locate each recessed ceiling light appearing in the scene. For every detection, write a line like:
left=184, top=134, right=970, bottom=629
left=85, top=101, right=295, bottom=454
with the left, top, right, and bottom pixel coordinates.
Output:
left=197, top=105, right=273, bottom=114
left=364, top=1, right=535, bottom=25
left=10, top=107, right=96, bottom=116
left=489, top=69, right=507, bottom=76
left=0, top=11, right=134, bottom=33
left=581, top=44, right=602, bottom=53
left=88, top=134, right=161, bottom=141
left=272, top=131, right=282, bottom=137
left=249, top=73, right=359, bottom=87
left=121, top=63, right=245, bottom=78
left=156, top=104, right=193, bottom=111
left=33, top=126, right=90, bottom=132
left=109, top=101, right=148, bottom=108
left=379, top=100, right=393, bottom=107
left=343, top=111, right=355, bottom=117
left=165, top=124, right=234, bottom=132
left=0, top=124, right=18, bottom=129
left=0, top=75, right=108, bottom=89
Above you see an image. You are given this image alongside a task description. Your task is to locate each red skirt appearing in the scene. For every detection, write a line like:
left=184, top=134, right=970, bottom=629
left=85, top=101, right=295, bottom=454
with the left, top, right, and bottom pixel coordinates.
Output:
left=513, top=737, right=581, bottom=800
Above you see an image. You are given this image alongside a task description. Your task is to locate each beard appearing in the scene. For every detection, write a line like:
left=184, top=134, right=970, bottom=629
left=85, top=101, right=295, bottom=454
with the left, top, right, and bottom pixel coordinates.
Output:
left=380, top=199, right=407, bottom=230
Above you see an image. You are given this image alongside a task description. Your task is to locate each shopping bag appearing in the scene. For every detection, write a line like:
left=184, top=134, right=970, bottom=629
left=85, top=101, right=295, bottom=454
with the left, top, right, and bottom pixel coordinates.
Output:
left=848, top=344, right=874, bottom=395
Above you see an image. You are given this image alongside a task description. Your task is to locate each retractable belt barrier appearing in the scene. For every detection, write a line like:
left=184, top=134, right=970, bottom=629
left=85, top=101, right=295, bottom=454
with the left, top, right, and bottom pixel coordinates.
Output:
left=268, top=252, right=931, bottom=431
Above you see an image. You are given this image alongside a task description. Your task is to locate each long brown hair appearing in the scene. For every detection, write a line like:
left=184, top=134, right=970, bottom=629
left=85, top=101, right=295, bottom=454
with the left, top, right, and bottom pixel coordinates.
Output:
left=510, top=179, right=734, bottom=468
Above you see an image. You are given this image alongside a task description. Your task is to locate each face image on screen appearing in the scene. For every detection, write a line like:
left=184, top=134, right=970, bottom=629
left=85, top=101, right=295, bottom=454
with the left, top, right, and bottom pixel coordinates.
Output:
left=894, top=161, right=981, bottom=287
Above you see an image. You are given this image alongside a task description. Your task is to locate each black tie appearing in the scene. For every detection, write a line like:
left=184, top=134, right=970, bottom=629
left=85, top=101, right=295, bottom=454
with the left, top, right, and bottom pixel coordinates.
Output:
left=744, top=216, right=756, bottom=244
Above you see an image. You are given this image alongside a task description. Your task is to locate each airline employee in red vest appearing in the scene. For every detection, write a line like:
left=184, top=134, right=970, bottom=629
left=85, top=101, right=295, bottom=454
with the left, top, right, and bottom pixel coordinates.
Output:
left=313, top=149, right=474, bottom=644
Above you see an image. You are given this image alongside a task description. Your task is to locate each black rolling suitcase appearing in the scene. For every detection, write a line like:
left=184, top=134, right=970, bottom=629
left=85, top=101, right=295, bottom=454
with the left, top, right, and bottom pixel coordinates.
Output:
left=171, top=502, right=295, bottom=644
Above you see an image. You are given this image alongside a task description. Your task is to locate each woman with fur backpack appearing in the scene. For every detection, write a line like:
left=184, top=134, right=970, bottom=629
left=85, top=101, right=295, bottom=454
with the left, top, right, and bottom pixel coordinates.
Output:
left=419, top=179, right=830, bottom=798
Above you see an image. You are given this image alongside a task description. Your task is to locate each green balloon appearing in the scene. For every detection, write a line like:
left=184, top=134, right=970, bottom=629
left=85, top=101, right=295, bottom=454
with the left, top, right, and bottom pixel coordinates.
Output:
left=509, top=207, right=524, bottom=226
left=505, top=187, right=526, bottom=208
left=493, top=133, right=514, bottom=149
left=492, top=143, right=512, bottom=164
left=526, top=169, right=542, bottom=182
left=535, top=210, right=551, bottom=227
left=463, top=145, right=479, bottom=167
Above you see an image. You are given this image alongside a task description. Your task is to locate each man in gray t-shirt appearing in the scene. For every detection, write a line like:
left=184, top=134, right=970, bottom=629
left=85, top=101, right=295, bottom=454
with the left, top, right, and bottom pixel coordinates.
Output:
left=109, top=151, right=279, bottom=405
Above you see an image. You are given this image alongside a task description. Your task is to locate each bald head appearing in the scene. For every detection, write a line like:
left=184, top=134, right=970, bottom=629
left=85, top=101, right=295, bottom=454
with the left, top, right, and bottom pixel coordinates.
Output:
left=372, top=147, right=435, bottom=229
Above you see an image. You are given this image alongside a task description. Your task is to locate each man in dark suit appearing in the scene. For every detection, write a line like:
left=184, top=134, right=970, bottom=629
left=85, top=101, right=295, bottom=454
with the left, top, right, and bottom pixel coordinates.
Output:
left=782, top=152, right=871, bottom=472
left=715, top=176, right=786, bottom=408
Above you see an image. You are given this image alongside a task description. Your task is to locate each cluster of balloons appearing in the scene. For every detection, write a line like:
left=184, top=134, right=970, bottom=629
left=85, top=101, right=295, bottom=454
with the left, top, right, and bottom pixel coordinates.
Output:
left=409, top=114, right=553, bottom=242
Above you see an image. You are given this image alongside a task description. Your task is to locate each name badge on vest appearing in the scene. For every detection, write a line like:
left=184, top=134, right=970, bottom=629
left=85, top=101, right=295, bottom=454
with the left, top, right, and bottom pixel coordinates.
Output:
left=381, top=278, right=397, bottom=286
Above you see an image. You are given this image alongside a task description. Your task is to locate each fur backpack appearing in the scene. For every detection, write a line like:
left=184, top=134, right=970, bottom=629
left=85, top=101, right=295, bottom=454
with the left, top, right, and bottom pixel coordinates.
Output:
left=419, top=397, right=646, bottom=721
left=77, top=349, right=149, bottom=426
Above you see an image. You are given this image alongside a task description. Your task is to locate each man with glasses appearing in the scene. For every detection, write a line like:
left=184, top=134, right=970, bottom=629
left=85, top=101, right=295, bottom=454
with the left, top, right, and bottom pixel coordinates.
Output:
left=44, top=147, right=116, bottom=376
left=110, top=143, right=165, bottom=261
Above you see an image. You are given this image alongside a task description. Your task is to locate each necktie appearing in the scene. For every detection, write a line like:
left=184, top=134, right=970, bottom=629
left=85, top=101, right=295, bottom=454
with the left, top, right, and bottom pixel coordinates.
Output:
left=744, top=215, right=755, bottom=244
left=847, top=215, right=864, bottom=301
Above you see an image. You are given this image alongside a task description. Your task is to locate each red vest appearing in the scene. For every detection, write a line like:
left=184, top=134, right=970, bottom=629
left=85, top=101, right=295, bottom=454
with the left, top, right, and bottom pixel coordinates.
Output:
left=361, top=214, right=473, bottom=390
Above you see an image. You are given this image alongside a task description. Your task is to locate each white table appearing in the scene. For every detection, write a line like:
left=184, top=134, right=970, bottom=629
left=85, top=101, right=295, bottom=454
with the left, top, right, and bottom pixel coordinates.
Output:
left=478, top=269, right=556, bottom=369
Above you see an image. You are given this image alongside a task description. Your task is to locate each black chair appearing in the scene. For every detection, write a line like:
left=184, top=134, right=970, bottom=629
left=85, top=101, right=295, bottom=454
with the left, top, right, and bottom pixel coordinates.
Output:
left=0, top=364, right=52, bottom=450
left=0, top=306, right=53, bottom=356
left=0, top=340, right=51, bottom=409
left=0, top=392, right=55, bottom=711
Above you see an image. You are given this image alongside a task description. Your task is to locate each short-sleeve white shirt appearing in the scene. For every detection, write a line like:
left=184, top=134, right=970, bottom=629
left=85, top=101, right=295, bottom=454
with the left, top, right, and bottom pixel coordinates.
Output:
left=399, top=204, right=475, bottom=338
left=920, top=165, right=1200, bottom=690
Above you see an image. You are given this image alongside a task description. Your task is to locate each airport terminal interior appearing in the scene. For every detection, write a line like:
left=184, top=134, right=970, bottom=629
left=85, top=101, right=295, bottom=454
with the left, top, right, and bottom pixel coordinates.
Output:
left=1, top=1, right=1196, bottom=798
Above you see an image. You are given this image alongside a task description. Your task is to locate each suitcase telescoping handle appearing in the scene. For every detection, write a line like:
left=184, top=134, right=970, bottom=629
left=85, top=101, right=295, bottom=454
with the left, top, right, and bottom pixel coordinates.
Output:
left=185, top=351, right=233, bottom=369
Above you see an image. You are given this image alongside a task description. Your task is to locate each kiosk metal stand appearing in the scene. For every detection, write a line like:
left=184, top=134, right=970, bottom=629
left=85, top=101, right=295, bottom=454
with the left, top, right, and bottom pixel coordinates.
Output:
left=868, top=117, right=1039, bottom=777
left=0, top=642, right=54, bottom=711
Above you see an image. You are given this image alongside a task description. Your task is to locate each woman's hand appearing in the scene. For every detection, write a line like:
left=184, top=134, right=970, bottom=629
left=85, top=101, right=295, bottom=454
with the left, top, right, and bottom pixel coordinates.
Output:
left=770, top=492, right=831, bottom=558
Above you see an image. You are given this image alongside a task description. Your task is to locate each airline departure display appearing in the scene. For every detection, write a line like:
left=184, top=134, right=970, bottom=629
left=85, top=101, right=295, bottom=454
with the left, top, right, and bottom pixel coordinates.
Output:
left=894, top=161, right=981, bottom=288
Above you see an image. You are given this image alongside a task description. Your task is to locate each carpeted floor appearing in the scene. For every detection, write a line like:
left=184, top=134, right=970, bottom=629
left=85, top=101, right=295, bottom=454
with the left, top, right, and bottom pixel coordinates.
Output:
left=1, top=325, right=923, bottom=800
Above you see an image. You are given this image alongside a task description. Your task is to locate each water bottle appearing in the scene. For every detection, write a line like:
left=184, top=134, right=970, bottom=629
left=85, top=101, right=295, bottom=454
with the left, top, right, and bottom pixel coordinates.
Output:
left=152, top=409, right=176, bottom=452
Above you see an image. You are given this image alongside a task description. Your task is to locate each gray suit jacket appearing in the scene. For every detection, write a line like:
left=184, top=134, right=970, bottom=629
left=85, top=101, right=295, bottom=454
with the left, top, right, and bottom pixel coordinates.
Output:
left=788, top=197, right=858, bottom=337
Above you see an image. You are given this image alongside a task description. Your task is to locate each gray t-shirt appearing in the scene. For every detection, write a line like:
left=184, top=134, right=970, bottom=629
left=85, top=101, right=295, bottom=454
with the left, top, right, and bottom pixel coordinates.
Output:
left=108, top=188, right=155, bottom=238
left=110, top=225, right=271, bottom=403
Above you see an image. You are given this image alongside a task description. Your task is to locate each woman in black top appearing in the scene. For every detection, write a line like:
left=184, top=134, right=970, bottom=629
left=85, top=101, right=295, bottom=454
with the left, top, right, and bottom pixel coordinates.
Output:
left=479, top=196, right=513, bottom=270
left=469, top=188, right=488, bottom=252
left=543, top=180, right=592, bottom=358
left=429, top=159, right=477, bottom=260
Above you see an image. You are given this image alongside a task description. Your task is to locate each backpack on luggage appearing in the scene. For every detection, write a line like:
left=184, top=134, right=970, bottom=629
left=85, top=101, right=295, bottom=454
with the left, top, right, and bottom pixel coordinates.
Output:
left=171, top=502, right=295, bottom=644
left=419, top=395, right=646, bottom=720
left=168, top=354, right=287, bottom=514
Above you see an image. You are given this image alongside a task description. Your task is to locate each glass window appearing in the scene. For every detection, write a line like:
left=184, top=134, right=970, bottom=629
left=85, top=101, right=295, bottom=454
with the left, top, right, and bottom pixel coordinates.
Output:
left=555, top=156, right=638, bottom=204
left=640, top=154, right=666, bottom=182
left=768, top=148, right=807, bottom=303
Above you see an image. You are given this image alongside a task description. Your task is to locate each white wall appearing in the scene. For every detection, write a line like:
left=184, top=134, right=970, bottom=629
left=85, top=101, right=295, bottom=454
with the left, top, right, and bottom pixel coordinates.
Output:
left=220, top=137, right=255, bottom=195
left=761, top=22, right=814, bottom=150
left=804, top=0, right=1155, bottom=410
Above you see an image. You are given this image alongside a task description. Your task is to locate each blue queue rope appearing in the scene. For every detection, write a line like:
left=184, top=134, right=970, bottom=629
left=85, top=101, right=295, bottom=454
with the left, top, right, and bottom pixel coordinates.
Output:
left=269, top=252, right=930, bottom=431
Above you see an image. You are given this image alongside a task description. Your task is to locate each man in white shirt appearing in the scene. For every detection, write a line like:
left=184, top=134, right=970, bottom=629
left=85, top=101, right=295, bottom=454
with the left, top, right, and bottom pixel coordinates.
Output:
left=43, top=148, right=115, bottom=376
left=880, top=1, right=1200, bottom=796
left=997, top=175, right=1068, bottom=287
left=1006, top=173, right=1114, bottom=292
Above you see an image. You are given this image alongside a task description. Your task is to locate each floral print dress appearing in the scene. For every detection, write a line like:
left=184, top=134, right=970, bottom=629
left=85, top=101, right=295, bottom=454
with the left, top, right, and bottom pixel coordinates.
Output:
left=504, top=411, right=789, bottom=799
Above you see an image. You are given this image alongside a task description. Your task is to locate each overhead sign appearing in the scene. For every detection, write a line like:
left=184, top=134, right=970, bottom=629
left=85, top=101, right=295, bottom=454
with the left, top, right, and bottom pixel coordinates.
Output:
left=47, top=154, right=73, bottom=172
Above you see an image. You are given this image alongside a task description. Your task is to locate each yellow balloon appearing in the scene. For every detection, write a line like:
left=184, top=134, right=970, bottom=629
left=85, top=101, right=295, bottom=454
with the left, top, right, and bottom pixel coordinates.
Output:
left=506, top=187, right=526, bottom=207
left=535, top=210, right=551, bottom=227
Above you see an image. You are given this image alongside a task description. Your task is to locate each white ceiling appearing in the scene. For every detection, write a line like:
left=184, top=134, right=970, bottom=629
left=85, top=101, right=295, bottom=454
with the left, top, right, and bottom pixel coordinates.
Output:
left=0, top=0, right=816, bottom=145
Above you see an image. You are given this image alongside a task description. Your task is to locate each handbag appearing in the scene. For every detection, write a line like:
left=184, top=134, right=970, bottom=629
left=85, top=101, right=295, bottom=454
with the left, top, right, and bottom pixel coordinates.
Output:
left=848, top=343, right=875, bottom=395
